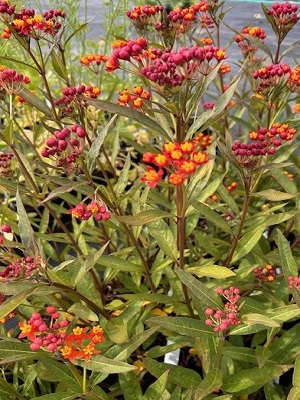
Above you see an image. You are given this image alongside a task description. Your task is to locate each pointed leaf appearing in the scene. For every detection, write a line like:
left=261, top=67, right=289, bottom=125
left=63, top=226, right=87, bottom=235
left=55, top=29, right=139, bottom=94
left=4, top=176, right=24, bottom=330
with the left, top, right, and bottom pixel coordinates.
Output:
left=175, top=268, right=223, bottom=310
left=276, top=229, right=298, bottom=283
left=194, top=369, right=223, bottom=400
left=88, top=114, right=118, bottom=173
left=19, top=87, right=53, bottom=118
left=115, top=209, right=172, bottom=226
left=191, top=201, right=233, bottom=234
left=253, top=189, right=296, bottom=201
left=147, top=316, right=213, bottom=337
left=76, top=355, right=136, bottom=373
left=87, top=99, right=168, bottom=138
left=243, top=313, right=280, bottom=328
left=186, top=265, right=236, bottom=279
left=222, top=364, right=290, bottom=394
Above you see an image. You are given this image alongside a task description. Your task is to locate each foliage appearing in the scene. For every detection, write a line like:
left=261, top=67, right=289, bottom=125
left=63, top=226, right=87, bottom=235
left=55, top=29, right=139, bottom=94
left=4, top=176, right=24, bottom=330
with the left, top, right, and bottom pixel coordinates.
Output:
left=0, top=0, right=300, bottom=399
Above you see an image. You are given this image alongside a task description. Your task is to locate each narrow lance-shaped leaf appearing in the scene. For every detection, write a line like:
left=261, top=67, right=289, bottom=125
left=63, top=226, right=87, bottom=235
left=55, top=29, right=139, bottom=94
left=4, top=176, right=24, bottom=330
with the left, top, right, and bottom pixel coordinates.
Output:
left=194, top=369, right=223, bottom=400
left=87, top=99, right=168, bottom=138
left=87, top=114, right=118, bottom=173
left=147, top=316, right=214, bottom=337
left=75, top=355, right=137, bottom=373
left=16, top=189, right=38, bottom=255
left=19, top=87, right=53, bottom=118
left=115, top=209, right=173, bottom=226
left=276, top=229, right=298, bottom=283
left=175, top=268, right=223, bottom=310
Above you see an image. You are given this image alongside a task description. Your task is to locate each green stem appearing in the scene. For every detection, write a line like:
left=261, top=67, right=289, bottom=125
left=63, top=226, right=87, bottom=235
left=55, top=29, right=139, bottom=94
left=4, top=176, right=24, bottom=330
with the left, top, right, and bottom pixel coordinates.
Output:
left=82, top=366, right=87, bottom=394
left=214, top=336, right=224, bottom=368
left=52, top=281, right=110, bottom=319
left=223, top=176, right=252, bottom=268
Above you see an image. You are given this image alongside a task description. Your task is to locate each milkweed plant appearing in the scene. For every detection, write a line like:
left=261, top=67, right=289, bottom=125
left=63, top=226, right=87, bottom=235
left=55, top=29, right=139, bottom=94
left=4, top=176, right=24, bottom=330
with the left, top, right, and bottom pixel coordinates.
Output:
left=0, top=0, right=300, bottom=398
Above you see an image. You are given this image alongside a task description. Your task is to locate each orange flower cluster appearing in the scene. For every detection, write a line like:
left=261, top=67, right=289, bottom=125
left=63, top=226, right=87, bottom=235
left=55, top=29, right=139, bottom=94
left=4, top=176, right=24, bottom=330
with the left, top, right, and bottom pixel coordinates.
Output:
left=19, top=307, right=105, bottom=363
left=80, top=53, right=109, bottom=74
left=61, top=325, right=105, bottom=362
left=253, top=264, right=275, bottom=282
left=1, top=7, right=66, bottom=40
left=289, top=66, right=300, bottom=89
left=235, top=27, right=266, bottom=55
left=141, top=135, right=210, bottom=187
left=117, top=86, right=151, bottom=109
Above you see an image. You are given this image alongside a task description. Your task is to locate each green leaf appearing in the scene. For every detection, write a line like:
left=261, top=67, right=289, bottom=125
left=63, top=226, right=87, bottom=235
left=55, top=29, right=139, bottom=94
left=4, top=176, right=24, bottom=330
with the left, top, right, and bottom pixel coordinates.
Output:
left=269, top=322, right=300, bottom=363
left=288, top=387, right=300, bottom=400
left=253, top=189, right=296, bottom=201
left=0, top=286, right=37, bottom=322
left=67, top=303, right=98, bottom=322
left=264, top=383, right=285, bottom=400
left=191, top=201, right=233, bottom=234
left=0, top=340, right=48, bottom=363
left=186, top=78, right=241, bottom=139
left=0, top=376, right=23, bottom=399
left=148, top=220, right=177, bottom=261
left=143, top=357, right=202, bottom=389
left=99, top=255, right=144, bottom=274
left=276, top=229, right=298, bottom=282
left=222, top=364, right=290, bottom=394
left=231, top=227, right=265, bottom=263
left=119, top=372, right=143, bottom=400
left=105, top=327, right=158, bottom=361
left=115, top=209, right=173, bottom=226
left=76, top=355, right=136, bottom=373
left=142, top=369, right=169, bottom=400
left=16, top=189, right=38, bottom=254
left=74, top=244, right=109, bottom=286
left=19, top=87, right=53, bottom=118
left=87, top=114, right=118, bottom=173
left=87, top=99, right=168, bottom=138
left=35, top=359, right=82, bottom=391
left=51, top=49, right=68, bottom=81
left=186, top=265, right=236, bottom=279
left=175, top=268, right=223, bottom=310
left=194, top=369, right=222, bottom=400
left=222, top=347, right=257, bottom=365
left=31, top=393, right=80, bottom=400
left=266, top=305, right=300, bottom=324
left=293, top=356, right=300, bottom=386
left=147, top=316, right=213, bottom=337
left=242, top=313, right=280, bottom=328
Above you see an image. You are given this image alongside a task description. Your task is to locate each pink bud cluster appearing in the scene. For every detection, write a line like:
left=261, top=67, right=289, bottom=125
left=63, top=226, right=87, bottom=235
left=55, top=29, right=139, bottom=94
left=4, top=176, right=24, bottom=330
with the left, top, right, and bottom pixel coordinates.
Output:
left=0, top=151, right=13, bottom=176
left=253, top=62, right=291, bottom=91
left=0, top=67, right=30, bottom=94
left=266, top=2, right=299, bottom=33
left=41, top=125, right=86, bottom=173
left=19, top=306, right=69, bottom=352
left=68, top=200, right=111, bottom=222
left=288, top=276, right=300, bottom=290
left=0, top=1, right=15, bottom=17
left=232, top=122, right=296, bottom=168
left=105, top=37, right=148, bottom=72
left=0, top=223, right=11, bottom=245
left=0, top=255, right=45, bottom=279
left=140, top=45, right=226, bottom=87
left=205, top=287, right=241, bottom=334
left=54, top=84, right=101, bottom=116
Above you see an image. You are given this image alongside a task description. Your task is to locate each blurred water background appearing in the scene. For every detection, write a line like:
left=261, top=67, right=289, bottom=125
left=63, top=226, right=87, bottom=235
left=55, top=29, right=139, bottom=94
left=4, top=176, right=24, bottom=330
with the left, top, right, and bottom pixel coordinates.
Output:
left=35, top=0, right=300, bottom=64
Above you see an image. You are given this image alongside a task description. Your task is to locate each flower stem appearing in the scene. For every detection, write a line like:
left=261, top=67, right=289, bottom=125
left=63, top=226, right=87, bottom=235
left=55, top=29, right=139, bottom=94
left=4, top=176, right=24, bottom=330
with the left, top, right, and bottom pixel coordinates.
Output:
left=223, top=176, right=252, bottom=268
left=82, top=366, right=87, bottom=394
